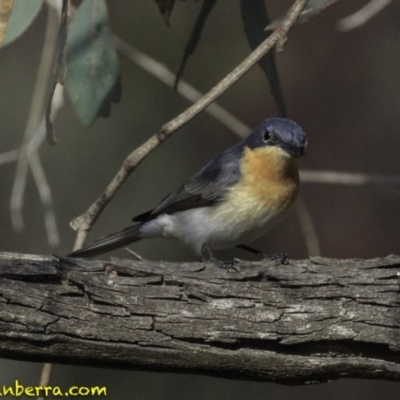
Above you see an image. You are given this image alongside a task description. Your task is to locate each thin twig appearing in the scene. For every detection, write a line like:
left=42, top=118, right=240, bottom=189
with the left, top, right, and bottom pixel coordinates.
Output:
left=71, top=0, right=308, bottom=246
left=295, top=196, right=321, bottom=256
left=124, top=247, right=146, bottom=261
left=37, top=363, right=53, bottom=400
left=300, top=170, right=400, bottom=187
left=10, top=0, right=60, bottom=232
left=337, top=0, right=392, bottom=31
left=8, top=86, right=64, bottom=246
left=29, top=151, right=60, bottom=246
left=1, top=84, right=63, bottom=244
left=72, top=229, right=87, bottom=252
left=0, top=149, right=19, bottom=165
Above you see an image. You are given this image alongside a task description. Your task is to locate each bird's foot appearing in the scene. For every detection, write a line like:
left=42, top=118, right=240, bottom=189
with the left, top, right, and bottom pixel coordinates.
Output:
left=236, top=244, right=289, bottom=265
left=261, top=252, right=289, bottom=265
left=212, top=259, right=238, bottom=271
left=201, top=244, right=238, bottom=271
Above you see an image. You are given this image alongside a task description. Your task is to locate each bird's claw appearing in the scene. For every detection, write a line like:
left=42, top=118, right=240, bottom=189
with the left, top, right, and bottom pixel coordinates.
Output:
left=201, top=244, right=238, bottom=271
left=261, top=252, right=289, bottom=265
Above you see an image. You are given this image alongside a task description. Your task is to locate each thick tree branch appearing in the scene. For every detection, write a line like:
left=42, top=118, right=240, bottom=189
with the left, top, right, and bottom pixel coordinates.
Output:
left=0, top=252, right=399, bottom=384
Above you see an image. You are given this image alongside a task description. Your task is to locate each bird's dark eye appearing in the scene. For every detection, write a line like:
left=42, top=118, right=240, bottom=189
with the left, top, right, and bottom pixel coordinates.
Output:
left=263, top=129, right=272, bottom=142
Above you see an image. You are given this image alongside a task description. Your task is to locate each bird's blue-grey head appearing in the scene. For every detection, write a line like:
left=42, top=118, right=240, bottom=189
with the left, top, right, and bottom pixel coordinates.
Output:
left=245, top=118, right=307, bottom=157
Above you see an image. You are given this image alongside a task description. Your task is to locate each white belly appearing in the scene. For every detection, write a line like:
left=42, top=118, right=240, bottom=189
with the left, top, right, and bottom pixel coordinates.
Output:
left=139, top=191, right=296, bottom=254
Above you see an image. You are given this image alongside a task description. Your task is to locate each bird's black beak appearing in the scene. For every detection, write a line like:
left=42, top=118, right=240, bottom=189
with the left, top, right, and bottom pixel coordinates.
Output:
left=280, top=143, right=306, bottom=157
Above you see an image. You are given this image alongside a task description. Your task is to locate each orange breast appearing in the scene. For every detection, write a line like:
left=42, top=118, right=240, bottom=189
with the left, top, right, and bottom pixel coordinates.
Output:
left=238, top=146, right=300, bottom=212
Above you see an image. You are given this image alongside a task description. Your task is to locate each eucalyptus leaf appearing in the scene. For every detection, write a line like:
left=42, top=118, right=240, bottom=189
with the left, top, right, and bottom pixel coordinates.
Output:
left=66, top=0, right=120, bottom=127
left=1, top=0, right=43, bottom=48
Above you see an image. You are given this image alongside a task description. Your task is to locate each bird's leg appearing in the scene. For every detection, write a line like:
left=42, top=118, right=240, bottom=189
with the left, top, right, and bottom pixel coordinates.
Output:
left=236, top=244, right=289, bottom=265
left=200, top=243, right=214, bottom=262
left=201, top=244, right=237, bottom=270
left=263, top=252, right=289, bottom=265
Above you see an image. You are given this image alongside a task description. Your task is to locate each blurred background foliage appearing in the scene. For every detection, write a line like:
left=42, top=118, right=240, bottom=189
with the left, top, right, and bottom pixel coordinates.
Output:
left=0, top=0, right=400, bottom=398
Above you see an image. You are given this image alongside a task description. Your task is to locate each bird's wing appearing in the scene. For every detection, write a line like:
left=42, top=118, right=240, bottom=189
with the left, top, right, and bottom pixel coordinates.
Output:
left=132, top=144, right=243, bottom=222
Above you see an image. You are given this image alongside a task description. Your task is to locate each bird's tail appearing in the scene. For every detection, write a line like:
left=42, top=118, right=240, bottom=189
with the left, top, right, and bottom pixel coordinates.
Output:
left=68, top=225, right=142, bottom=258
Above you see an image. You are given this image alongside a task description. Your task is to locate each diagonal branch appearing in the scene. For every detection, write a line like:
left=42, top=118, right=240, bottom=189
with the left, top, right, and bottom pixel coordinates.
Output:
left=70, top=0, right=309, bottom=249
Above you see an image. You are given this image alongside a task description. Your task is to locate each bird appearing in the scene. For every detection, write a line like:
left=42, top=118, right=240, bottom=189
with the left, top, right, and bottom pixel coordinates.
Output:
left=68, top=117, right=307, bottom=264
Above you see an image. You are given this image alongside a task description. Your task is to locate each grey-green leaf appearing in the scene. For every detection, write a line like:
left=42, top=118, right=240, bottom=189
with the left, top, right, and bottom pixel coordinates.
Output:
left=66, top=0, right=120, bottom=127
left=1, top=0, right=44, bottom=48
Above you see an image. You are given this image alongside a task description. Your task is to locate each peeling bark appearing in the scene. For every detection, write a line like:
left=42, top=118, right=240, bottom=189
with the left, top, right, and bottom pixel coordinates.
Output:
left=0, top=252, right=399, bottom=384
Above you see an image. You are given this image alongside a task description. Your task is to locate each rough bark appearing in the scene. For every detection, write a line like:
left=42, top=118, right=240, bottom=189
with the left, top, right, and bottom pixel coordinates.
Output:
left=0, top=251, right=399, bottom=384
